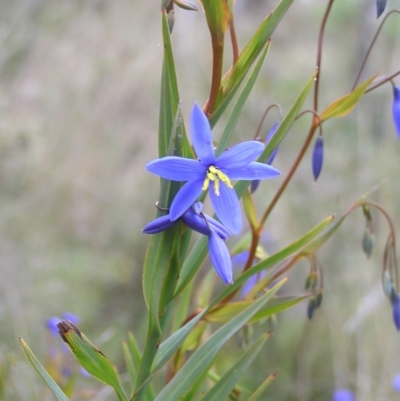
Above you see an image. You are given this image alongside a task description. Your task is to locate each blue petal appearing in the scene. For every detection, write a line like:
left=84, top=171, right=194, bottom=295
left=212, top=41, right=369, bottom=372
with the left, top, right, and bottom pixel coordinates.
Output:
left=208, top=230, right=233, bottom=284
left=170, top=178, right=204, bottom=221
left=225, top=162, right=280, bottom=181
left=182, top=208, right=209, bottom=235
left=392, top=86, right=400, bottom=138
left=216, top=141, right=265, bottom=169
left=205, top=216, right=231, bottom=240
left=312, top=136, right=324, bottom=181
left=182, top=208, right=231, bottom=239
left=242, top=274, right=259, bottom=297
left=190, top=103, right=216, bottom=165
left=147, top=156, right=204, bottom=181
left=209, top=183, right=242, bottom=234
left=232, top=251, right=250, bottom=268
left=142, top=214, right=176, bottom=234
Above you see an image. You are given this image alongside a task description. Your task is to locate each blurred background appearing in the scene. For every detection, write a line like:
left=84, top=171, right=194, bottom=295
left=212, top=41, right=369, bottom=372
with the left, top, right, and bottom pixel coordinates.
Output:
left=0, top=0, right=399, bottom=399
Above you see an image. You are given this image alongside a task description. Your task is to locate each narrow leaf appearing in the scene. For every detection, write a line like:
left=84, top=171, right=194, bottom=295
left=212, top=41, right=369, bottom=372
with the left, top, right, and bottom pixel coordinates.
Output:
left=245, top=371, right=278, bottom=401
left=205, top=295, right=308, bottom=323
left=201, top=334, right=269, bottom=401
left=320, top=73, right=378, bottom=122
left=57, top=321, right=128, bottom=401
left=19, top=338, right=71, bottom=401
left=221, top=0, right=294, bottom=96
left=153, top=310, right=206, bottom=371
left=153, top=280, right=286, bottom=401
left=258, top=71, right=316, bottom=165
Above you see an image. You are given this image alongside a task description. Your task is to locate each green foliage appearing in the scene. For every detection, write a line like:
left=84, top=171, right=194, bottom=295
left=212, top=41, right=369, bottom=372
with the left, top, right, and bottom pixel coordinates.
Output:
left=14, top=0, right=400, bottom=400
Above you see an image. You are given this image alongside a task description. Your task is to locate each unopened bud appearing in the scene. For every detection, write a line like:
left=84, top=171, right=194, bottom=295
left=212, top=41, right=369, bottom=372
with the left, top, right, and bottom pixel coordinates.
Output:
left=376, top=0, right=387, bottom=18
left=173, top=0, right=198, bottom=11
left=305, top=272, right=318, bottom=290
left=314, top=290, right=323, bottom=308
left=393, top=86, right=400, bottom=138
left=392, top=294, right=400, bottom=331
left=307, top=299, right=315, bottom=320
left=383, top=270, right=395, bottom=298
left=312, top=136, right=324, bottom=181
left=362, top=228, right=374, bottom=258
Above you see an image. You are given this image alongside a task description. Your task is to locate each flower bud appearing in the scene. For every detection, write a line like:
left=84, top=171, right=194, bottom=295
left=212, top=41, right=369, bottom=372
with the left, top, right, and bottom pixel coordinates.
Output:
left=392, top=86, right=400, bottom=138
left=307, top=299, right=315, bottom=320
left=362, top=228, right=374, bottom=258
left=312, top=136, right=324, bottom=181
left=305, top=272, right=318, bottom=290
left=376, top=0, right=387, bottom=18
left=382, top=270, right=395, bottom=298
left=392, top=294, right=400, bottom=331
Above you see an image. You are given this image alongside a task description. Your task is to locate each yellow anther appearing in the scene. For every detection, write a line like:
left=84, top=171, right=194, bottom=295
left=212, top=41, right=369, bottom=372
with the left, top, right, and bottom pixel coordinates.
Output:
left=202, top=166, right=233, bottom=195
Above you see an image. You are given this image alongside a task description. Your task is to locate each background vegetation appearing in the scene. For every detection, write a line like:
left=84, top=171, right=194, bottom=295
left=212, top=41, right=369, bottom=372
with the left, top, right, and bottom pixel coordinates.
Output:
left=1, top=0, right=399, bottom=399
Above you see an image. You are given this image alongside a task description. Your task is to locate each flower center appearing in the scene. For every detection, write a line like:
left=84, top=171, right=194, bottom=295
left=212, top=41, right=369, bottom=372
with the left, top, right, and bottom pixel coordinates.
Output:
left=202, top=166, right=233, bottom=196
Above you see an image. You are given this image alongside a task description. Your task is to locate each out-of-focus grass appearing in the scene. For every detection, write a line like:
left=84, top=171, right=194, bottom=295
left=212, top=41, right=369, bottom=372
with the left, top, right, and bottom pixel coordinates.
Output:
left=0, top=0, right=399, bottom=399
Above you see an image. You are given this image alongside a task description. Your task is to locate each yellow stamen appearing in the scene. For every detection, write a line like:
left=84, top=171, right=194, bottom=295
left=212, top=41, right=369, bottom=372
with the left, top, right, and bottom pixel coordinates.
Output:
left=202, top=166, right=233, bottom=195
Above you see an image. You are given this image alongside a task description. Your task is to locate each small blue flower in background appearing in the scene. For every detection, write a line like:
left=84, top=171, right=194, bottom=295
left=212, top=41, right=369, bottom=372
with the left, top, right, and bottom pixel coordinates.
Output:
left=147, top=103, right=280, bottom=235
left=143, top=202, right=233, bottom=284
left=393, top=373, right=400, bottom=392
left=232, top=251, right=266, bottom=296
left=251, top=122, right=280, bottom=193
left=376, top=0, right=387, bottom=18
left=312, top=135, right=324, bottom=182
left=392, top=85, right=400, bottom=138
left=332, top=388, right=355, bottom=401
left=46, top=313, right=80, bottom=337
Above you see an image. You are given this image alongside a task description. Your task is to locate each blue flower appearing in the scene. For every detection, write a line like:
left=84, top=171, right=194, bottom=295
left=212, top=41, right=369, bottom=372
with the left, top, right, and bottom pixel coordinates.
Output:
left=392, top=86, right=400, bottom=138
left=147, top=103, right=280, bottom=234
left=232, top=251, right=266, bottom=296
left=312, top=135, right=324, bottom=182
left=376, top=0, right=387, bottom=18
left=393, top=374, right=400, bottom=392
left=46, top=313, right=80, bottom=336
left=142, top=202, right=233, bottom=284
left=250, top=122, right=280, bottom=193
left=332, top=389, right=355, bottom=401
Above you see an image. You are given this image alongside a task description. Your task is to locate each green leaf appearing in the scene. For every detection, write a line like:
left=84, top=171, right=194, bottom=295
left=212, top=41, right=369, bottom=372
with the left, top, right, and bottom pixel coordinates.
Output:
left=199, top=0, right=230, bottom=40
left=320, top=73, right=378, bottom=122
left=258, top=70, right=317, bottom=166
left=158, top=11, right=192, bottom=159
left=153, top=310, right=206, bottom=371
left=153, top=279, right=286, bottom=401
left=211, top=215, right=334, bottom=306
left=220, top=0, right=294, bottom=97
left=57, top=321, right=128, bottom=401
left=19, top=338, right=70, bottom=401
left=245, top=371, right=278, bottom=401
left=139, top=12, right=194, bottom=397
left=200, top=334, right=269, bottom=401
left=122, top=342, right=135, bottom=390
left=210, top=40, right=270, bottom=130
left=204, top=295, right=308, bottom=323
